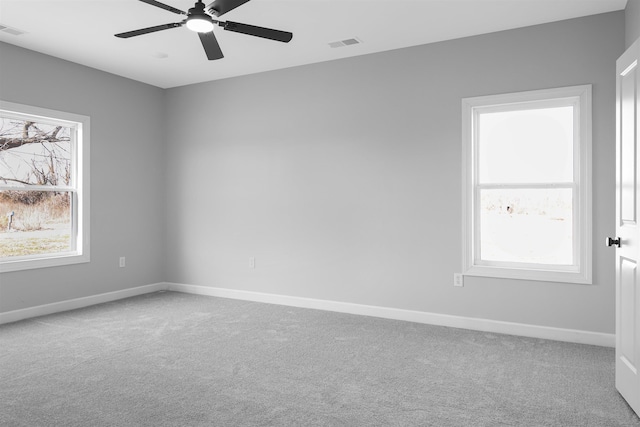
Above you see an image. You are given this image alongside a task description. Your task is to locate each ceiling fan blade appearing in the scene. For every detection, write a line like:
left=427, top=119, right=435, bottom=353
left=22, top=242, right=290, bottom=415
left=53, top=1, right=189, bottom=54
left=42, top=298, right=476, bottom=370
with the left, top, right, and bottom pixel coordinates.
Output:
left=138, top=0, right=186, bottom=15
left=220, top=21, right=292, bottom=43
left=206, top=0, right=251, bottom=17
left=198, top=32, right=224, bottom=60
left=115, top=22, right=183, bottom=38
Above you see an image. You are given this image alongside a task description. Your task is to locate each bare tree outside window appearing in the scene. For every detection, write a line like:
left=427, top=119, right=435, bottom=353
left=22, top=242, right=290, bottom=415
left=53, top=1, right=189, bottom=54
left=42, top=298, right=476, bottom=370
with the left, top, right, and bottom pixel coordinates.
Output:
left=0, top=117, right=74, bottom=258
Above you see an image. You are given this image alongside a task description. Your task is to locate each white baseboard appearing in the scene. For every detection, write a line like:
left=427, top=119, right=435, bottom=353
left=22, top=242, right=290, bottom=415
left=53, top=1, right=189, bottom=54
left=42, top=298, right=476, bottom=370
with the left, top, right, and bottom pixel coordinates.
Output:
left=0, top=283, right=166, bottom=325
left=166, top=282, right=615, bottom=348
left=1, top=281, right=615, bottom=348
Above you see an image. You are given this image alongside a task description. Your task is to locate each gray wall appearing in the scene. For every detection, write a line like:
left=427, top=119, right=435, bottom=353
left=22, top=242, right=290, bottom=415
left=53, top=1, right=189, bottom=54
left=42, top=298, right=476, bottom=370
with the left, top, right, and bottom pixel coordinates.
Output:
left=627, top=0, right=640, bottom=48
left=165, top=12, right=623, bottom=334
left=0, top=43, right=166, bottom=312
left=0, top=10, right=626, bottom=337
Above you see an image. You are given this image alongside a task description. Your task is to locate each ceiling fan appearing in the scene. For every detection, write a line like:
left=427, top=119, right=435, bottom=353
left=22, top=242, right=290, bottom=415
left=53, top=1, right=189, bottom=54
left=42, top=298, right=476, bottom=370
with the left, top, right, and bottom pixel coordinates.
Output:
left=115, top=0, right=293, bottom=60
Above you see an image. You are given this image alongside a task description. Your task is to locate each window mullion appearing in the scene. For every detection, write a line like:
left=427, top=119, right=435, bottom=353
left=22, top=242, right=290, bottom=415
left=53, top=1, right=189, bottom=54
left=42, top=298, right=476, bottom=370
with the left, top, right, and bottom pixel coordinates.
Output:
left=0, top=186, right=75, bottom=192
left=477, top=183, right=574, bottom=190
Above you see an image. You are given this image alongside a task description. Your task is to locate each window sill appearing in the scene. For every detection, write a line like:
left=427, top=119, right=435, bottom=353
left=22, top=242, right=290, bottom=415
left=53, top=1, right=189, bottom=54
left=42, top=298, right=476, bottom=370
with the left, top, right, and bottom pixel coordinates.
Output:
left=0, top=253, right=90, bottom=273
left=464, top=264, right=592, bottom=285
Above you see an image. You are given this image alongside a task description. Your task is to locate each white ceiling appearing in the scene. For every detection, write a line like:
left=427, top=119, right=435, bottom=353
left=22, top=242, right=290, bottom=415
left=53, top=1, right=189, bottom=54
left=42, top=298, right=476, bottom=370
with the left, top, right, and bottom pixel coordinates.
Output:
left=0, top=0, right=628, bottom=89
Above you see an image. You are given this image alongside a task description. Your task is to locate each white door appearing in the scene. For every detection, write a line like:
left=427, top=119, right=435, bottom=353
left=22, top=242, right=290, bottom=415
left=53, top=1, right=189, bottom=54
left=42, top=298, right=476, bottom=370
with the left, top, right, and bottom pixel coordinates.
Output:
left=615, top=38, right=640, bottom=416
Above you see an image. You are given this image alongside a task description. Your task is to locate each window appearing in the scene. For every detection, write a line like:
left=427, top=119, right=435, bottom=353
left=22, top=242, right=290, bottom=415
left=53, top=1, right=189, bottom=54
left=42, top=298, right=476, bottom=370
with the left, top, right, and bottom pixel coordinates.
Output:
left=462, top=85, right=592, bottom=284
left=0, top=101, right=89, bottom=272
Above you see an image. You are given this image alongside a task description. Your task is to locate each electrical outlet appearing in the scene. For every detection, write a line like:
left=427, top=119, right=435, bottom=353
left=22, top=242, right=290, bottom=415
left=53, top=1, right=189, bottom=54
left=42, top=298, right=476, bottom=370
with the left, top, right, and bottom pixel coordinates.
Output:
left=453, top=273, right=464, bottom=287
left=119, top=257, right=126, bottom=268
left=249, top=257, right=255, bottom=269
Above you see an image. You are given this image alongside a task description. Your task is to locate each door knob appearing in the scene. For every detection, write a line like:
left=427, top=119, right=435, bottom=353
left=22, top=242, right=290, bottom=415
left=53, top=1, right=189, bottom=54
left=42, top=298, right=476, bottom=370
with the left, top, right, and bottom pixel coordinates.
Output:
left=606, top=237, right=621, bottom=247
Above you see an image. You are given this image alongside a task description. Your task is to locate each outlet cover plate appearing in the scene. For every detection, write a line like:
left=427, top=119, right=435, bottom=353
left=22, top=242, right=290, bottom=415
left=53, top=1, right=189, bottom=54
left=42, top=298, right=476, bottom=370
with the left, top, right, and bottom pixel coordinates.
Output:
left=454, top=273, right=464, bottom=287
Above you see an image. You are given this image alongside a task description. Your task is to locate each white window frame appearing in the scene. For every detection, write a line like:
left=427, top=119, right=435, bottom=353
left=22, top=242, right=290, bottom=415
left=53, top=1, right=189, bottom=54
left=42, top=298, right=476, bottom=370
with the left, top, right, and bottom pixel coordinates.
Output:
left=462, top=85, right=592, bottom=284
left=0, top=101, right=90, bottom=272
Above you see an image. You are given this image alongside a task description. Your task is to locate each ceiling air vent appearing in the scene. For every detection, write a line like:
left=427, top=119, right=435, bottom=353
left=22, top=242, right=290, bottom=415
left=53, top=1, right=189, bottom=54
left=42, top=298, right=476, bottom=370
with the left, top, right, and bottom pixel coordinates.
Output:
left=329, top=38, right=362, bottom=48
left=0, top=24, right=26, bottom=36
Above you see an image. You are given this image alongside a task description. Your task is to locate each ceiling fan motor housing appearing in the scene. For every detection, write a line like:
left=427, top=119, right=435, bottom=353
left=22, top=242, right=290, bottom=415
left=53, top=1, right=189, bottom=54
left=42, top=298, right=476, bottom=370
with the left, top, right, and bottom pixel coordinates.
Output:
left=188, top=1, right=208, bottom=17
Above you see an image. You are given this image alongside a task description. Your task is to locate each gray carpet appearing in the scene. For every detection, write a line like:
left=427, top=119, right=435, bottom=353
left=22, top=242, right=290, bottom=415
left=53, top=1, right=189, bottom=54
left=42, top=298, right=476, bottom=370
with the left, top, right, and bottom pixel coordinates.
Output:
left=0, top=291, right=638, bottom=426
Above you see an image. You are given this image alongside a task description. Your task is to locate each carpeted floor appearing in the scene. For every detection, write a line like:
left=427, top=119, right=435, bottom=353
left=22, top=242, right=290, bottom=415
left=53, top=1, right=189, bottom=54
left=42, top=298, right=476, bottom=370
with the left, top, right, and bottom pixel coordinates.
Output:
left=1, top=291, right=639, bottom=426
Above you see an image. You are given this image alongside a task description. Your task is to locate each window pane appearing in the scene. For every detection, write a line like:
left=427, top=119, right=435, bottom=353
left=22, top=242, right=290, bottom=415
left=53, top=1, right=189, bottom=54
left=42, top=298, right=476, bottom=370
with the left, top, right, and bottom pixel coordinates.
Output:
left=478, top=106, right=573, bottom=184
left=479, top=188, right=573, bottom=265
left=0, top=190, right=72, bottom=258
left=0, top=117, right=72, bottom=187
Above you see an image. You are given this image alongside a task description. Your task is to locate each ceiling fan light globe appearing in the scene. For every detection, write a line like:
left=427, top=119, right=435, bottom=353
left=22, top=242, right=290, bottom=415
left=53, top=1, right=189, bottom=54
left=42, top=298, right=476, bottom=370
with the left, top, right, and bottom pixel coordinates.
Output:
left=186, top=17, right=214, bottom=33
